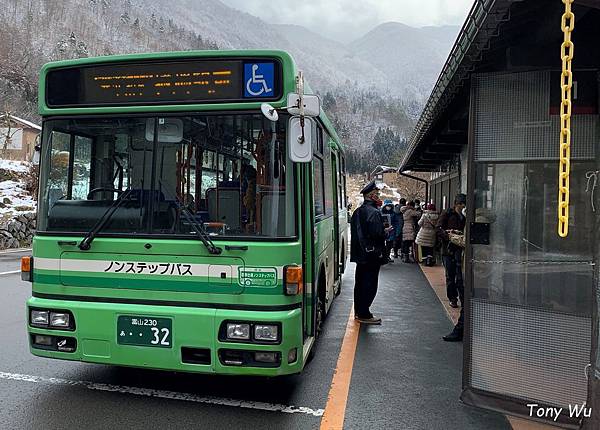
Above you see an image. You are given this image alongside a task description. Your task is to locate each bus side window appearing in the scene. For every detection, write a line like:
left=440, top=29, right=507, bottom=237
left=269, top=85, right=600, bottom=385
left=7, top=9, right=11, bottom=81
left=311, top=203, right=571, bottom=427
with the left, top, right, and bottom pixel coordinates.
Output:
left=335, top=152, right=344, bottom=211
left=313, top=126, right=326, bottom=220
left=72, top=135, right=93, bottom=200
left=47, top=131, right=71, bottom=206
left=313, top=157, right=325, bottom=218
left=323, top=134, right=334, bottom=217
left=341, top=155, right=347, bottom=208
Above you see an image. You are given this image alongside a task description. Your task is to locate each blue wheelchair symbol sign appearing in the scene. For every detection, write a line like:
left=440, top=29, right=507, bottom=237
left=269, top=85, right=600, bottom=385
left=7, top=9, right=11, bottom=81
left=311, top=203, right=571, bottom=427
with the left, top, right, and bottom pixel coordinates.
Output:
left=244, top=63, right=275, bottom=98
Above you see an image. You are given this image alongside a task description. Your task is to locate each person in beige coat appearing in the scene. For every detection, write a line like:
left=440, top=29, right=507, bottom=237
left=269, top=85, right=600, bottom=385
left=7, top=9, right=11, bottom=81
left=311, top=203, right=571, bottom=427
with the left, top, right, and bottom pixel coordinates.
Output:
left=416, top=203, right=439, bottom=266
left=400, top=201, right=420, bottom=262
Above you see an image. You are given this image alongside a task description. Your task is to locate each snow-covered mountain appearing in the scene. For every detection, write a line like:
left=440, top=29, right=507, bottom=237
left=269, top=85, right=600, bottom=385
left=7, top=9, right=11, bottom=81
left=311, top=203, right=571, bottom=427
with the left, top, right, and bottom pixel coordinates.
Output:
left=0, top=0, right=459, bottom=172
left=140, top=0, right=459, bottom=100
left=350, top=23, right=460, bottom=103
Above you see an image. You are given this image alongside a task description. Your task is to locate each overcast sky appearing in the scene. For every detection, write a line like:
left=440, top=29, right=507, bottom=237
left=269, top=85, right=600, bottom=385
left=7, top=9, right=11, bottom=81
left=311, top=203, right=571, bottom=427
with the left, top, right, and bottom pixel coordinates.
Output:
left=221, top=0, right=474, bottom=42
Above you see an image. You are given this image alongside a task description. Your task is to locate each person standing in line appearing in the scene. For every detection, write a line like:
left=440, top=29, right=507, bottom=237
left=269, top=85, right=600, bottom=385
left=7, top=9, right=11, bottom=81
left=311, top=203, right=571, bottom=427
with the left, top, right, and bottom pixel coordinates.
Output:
left=380, top=199, right=397, bottom=263
left=400, top=201, right=419, bottom=263
left=393, top=198, right=406, bottom=258
left=437, top=194, right=466, bottom=309
left=415, top=203, right=439, bottom=266
left=413, top=199, right=423, bottom=259
left=414, top=199, right=423, bottom=217
left=350, top=181, right=389, bottom=325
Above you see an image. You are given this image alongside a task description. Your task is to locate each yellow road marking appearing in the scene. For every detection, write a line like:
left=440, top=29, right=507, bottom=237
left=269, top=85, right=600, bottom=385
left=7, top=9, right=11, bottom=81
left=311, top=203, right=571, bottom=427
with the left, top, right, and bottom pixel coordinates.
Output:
left=320, top=309, right=361, bottom=430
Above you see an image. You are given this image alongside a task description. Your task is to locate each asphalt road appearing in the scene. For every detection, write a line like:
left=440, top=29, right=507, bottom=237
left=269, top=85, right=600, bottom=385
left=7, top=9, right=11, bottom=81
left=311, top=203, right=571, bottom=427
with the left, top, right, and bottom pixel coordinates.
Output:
left=0, top=250, right=351, bottom=430
left=0, top=250, right=509, bottom=430
left=0, top=249, right=29, bottom=274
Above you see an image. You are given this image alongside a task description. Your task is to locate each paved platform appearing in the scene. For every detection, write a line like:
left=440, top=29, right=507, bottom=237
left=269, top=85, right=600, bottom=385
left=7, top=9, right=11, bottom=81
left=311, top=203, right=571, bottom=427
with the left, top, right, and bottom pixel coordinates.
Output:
left=338, top=260, right=511, bottom=429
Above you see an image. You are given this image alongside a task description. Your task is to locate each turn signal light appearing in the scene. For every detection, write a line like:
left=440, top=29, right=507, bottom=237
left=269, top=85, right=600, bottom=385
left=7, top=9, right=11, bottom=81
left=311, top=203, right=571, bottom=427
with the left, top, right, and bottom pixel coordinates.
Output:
left=284, top=266, right=303, bottom=295
left=21, top=256, right=33, bottom=282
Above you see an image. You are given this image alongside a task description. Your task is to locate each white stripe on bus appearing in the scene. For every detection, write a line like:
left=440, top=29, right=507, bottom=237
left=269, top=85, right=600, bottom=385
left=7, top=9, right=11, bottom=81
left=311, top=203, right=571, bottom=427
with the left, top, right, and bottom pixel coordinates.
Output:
left=0, top=371, right=324, bottom=417
left=34, top=258, right=285, bottom=279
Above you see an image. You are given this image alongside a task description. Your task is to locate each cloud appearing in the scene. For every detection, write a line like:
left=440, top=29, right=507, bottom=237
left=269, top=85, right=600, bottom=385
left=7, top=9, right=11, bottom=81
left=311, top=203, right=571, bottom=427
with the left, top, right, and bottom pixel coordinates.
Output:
left=221, top=0, right=474, bottom=42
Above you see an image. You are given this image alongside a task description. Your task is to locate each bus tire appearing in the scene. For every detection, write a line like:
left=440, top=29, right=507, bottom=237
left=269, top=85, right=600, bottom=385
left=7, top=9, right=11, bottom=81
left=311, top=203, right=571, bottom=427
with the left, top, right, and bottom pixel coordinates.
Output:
left=316, top=268, right=327, bottom=335
left=307, top=268, right=327, bottom=364
left=335, top=245, right=345, bottom=297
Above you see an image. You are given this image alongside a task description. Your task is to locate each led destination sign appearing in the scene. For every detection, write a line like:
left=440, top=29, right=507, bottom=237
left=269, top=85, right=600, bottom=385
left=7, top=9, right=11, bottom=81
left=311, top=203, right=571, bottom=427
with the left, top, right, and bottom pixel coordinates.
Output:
left=45, top=59, right=281, bottom=107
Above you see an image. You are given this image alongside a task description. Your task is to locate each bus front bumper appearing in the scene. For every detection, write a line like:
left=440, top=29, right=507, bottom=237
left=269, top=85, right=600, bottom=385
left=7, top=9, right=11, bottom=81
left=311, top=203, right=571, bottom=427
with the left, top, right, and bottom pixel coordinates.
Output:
left=26, top=297, right=304, bottom=376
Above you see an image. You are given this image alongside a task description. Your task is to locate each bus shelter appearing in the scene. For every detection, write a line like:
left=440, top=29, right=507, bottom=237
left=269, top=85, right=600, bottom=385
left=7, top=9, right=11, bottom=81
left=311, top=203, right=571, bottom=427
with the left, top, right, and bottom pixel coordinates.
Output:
left=400, top=0, right=600, bottom=427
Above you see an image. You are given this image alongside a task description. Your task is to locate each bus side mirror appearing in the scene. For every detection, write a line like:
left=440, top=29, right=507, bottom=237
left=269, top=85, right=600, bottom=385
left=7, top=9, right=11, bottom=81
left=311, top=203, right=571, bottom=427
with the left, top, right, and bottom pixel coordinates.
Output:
left=286, top=94, right=321, bottom=117
left=288, top=116, right=313, bottom=163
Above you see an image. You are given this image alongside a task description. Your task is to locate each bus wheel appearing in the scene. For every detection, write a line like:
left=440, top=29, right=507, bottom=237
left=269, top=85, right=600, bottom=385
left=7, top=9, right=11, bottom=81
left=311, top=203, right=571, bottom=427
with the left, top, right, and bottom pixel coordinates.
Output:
left=307, top=272, right=326, bottom=364
left=316, top=271, right=326, bottom=335
left=335, top=248, right=345, bottom=297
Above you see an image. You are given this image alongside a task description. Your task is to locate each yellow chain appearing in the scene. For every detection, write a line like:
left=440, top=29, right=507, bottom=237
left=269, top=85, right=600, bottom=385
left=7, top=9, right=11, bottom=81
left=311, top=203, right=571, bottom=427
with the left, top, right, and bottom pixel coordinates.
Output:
left=558, top=0, right=575, bottom=238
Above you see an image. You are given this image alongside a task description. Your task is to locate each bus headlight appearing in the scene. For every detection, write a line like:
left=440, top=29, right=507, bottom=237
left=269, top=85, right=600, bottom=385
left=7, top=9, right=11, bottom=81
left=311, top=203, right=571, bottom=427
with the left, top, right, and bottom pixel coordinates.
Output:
left=49, top=312, right=70, bottom=328
left=226, top=323, right=250, bottom=340
left=254, top=324, right=279, bottom=342
left=30, top=310, right=49, bottom=327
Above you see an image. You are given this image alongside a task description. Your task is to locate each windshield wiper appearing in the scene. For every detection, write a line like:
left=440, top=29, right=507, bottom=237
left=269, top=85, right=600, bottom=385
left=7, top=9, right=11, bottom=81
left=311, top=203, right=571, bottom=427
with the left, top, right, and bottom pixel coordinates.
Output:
left=78, top=188, right=133, bottom=251
left=177, top=203, right=223, bottom=255
left=159, top=181, right=222, bottom=255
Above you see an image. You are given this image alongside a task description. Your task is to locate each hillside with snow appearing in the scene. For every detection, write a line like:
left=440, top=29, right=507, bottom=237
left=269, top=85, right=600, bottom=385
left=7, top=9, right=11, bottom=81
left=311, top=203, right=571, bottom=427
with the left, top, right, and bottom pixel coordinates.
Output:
left=0, top=0, right=459, bottom=173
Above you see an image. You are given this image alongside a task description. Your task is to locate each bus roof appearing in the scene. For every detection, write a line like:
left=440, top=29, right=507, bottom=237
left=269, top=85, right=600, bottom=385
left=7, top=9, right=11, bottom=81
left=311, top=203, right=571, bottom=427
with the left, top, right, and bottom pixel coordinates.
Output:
left=39, top=49, right=343, bottom=152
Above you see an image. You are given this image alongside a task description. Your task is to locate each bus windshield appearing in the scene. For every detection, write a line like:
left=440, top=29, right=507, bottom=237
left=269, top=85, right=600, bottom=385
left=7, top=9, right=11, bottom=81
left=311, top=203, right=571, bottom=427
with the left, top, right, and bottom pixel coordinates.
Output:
left=37, top=114, right=296, bottom=239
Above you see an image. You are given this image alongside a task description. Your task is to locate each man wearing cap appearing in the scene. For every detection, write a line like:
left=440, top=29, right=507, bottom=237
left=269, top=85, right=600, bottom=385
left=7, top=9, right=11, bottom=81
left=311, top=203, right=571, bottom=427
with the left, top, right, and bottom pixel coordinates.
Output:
left=350, top=180, right=389, bottom=325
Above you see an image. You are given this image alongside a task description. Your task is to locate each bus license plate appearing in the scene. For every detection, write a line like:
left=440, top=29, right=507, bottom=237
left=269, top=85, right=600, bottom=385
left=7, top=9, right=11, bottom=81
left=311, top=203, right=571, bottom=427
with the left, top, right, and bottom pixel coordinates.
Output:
left=117, top=316, right=172, bottom=348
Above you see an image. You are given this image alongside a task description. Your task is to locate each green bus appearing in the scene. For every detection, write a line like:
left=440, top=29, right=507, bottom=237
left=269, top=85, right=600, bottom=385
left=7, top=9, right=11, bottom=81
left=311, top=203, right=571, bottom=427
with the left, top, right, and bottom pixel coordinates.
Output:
left=24, top=50, right=349, bottom=376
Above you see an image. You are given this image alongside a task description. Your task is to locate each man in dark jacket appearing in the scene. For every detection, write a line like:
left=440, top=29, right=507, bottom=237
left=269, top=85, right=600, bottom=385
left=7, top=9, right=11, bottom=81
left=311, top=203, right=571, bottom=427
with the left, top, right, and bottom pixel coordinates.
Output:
left=438, top=193, right=466, bottom=342
left=351, top=180, right=387, bottom=325
left=437, top=193, right=466, bottom=309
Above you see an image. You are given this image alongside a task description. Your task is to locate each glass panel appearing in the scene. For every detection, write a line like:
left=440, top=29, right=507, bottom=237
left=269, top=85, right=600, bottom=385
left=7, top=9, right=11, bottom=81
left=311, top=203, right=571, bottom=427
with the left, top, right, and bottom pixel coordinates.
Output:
left=472, top=161, right=595, bottom=315
left=38, top=117, right=153, bottom=233
left=47, top=131, right=71, bottom=207
left=38, top=114, right=295, bottom=238
left=72, top=136, right=93, bottom=200
left=314, top=157, right=325, bottom=218
left=152, top=114, right=295, bottom=238
left=323, top=140, right=334, bottom=217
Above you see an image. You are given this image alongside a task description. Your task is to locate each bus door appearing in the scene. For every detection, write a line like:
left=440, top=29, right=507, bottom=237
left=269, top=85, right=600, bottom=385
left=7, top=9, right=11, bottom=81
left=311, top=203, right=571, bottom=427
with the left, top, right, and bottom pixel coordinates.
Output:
left=331, top=150, right=341, bottom=284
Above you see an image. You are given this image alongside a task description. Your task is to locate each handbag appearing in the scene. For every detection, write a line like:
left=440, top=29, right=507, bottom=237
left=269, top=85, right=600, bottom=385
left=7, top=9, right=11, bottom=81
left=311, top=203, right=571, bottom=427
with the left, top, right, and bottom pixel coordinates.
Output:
left=448, top=232, right=465, bottom=248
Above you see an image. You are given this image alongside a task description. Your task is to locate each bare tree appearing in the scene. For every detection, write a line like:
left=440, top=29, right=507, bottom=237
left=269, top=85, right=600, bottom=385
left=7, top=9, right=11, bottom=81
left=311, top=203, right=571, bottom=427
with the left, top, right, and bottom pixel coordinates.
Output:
left=0, top=107, right=19, bottom=157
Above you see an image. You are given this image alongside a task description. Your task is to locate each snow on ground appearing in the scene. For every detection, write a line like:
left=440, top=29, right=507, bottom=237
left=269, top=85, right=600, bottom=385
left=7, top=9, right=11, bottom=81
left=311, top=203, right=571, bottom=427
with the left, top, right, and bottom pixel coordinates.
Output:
left=379, top=182, right=402, bottom=200
left=0, top=159, right=30, bottom=173
left=347, top=176, right=403, bottom=211
left=0, top=180, right=36, bottom=215
left=0, top=159, right=36, bottom=223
